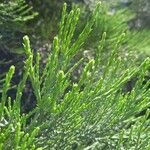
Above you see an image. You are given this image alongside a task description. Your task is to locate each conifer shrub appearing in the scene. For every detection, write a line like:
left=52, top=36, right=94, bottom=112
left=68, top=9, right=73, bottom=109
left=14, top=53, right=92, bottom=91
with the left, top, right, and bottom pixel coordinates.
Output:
left=0, top=0, right=38, bottom=104
left=0, top=3, right=150, bottom=150
left=81, top=1, right=150, bottom=57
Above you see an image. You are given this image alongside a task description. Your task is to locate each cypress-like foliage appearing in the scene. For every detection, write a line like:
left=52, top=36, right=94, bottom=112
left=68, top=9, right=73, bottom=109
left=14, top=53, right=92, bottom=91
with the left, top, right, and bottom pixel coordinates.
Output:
left=0, top=3, right=150, bottom=149
left=0, top=0, right=37, bottom=94
left=0, top=0, right=37, bottom=53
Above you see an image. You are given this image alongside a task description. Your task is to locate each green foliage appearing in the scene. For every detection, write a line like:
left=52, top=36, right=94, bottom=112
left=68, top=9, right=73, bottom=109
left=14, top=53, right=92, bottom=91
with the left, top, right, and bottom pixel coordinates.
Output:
left=0, top=0, right=37, bottom=53
left=80, top=1, right=150, bottom=59
left=29, top=0, right=73, bottom=42
left=1, top=3, right=150, bottom=149
left=0, top=0, right=37, bottom=95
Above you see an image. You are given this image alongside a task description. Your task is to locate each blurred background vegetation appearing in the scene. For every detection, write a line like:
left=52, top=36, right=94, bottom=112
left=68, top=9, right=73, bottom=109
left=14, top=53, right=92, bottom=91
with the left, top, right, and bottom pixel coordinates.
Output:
left=0, top=0, right=150, bottom=113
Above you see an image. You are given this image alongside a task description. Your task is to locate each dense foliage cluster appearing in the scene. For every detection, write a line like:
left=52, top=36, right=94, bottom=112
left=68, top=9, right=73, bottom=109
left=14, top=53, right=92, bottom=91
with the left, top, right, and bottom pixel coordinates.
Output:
left=1, top=3, right=150, bottom=149
left=0, top=0, right=37, bottom=94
